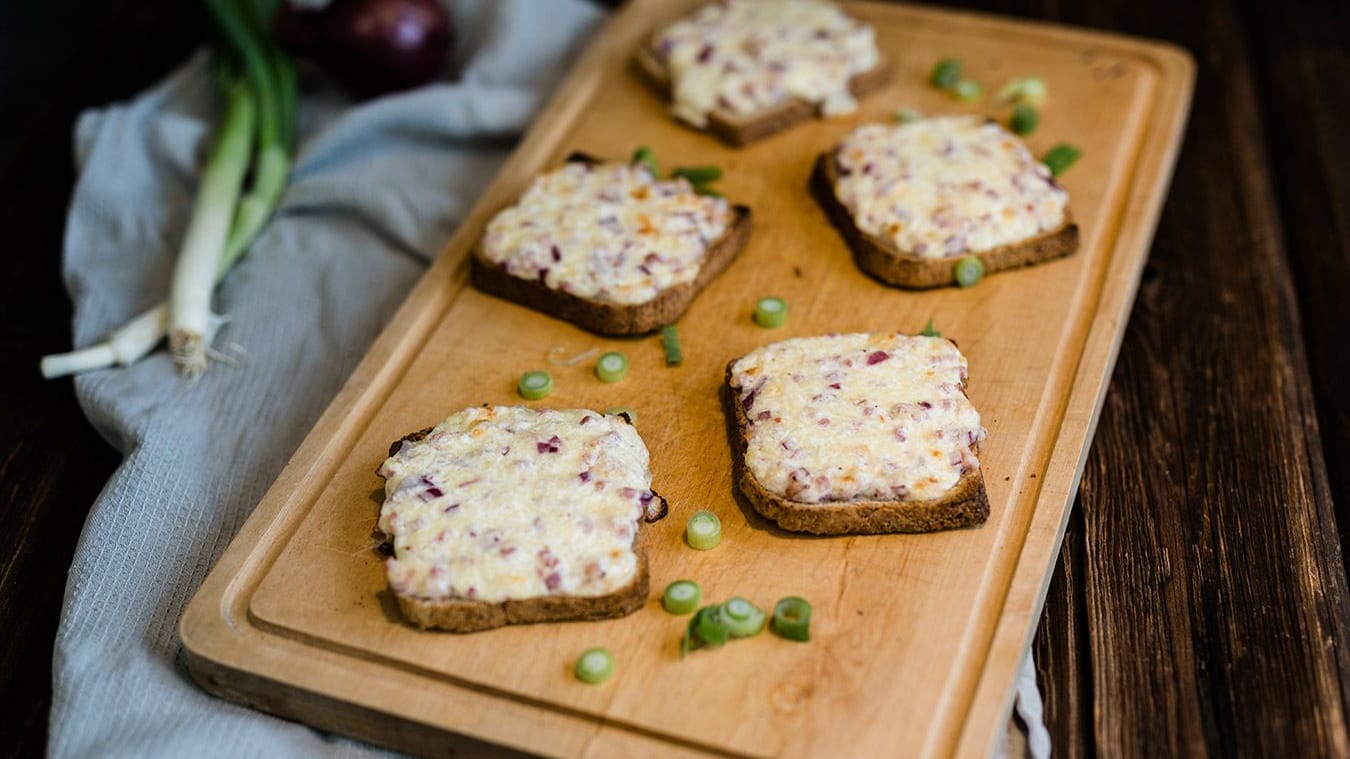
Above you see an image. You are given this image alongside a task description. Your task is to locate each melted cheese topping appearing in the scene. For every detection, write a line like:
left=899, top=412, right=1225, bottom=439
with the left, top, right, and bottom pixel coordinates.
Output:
left=654, top=0, right=880, bottom=128
left=833, top=116, right=1069, bottom=257
left=480, top=162, right=733, bottom=305
left=377, top=407, right=655, bottom=602
left=729, top=333, right=987, bottom=503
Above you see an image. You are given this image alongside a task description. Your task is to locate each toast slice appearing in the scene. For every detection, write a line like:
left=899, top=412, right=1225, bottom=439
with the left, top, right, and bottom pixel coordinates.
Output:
left=632, top=2, right=889, bottom=146
left=377, top=406, right=668, bottom=632
left=724, top=333, right=990, bottom=535
left=812, top=116, right=1080, bottom=289
left=471, top=153, right=752, bottom=335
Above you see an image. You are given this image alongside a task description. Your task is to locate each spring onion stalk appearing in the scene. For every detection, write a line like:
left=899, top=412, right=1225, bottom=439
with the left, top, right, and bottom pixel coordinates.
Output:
left=167, top=75, right=257, bottom=378
left=682, top=605, right=733, bottom=658
left=574, top=647, right=615, bottom=684
left=771, top=597, right=812, bottom=642
left=920, top=318, right=941, bottom=338
left=685, top=510, right=722, bottom=550
left=722, top=597, right=767, bottom=637
left=662, top=580, right=702, bottom=614
left=168, top=0, right=295, bottom=377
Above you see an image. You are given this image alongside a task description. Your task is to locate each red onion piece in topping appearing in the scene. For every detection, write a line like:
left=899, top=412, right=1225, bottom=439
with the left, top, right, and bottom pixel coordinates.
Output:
left=867, top=351, right=890, bottom=365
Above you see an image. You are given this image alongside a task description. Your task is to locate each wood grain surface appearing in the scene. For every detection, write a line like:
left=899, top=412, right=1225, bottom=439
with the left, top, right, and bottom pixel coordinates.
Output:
left=178, top=1, right=1192, bottom=756
left=3, top=1, right=1348, bottom=757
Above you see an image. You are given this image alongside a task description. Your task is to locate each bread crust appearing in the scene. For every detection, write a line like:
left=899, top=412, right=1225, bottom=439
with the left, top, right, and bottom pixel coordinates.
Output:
left=632, top=39, right=891, bottom=146
left=722, top=362, right=990, bottom=535
left=379, top=423, right=662, bottom=632
left=810, top=152, right=1080, bottom=289
left=470, top=153, right=753, bottom=335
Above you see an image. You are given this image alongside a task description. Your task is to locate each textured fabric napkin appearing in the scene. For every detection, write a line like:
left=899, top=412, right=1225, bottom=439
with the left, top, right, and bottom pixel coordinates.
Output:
left=49, top=1, right=1048, bottom=755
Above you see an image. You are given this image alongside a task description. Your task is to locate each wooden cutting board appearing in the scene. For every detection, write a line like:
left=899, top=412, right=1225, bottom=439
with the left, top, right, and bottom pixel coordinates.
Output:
left=180, top=2, right=1193, bottom=756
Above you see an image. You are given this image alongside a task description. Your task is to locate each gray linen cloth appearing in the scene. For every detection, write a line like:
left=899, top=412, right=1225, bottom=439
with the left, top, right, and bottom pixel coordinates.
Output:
left=50, top=0, right=1048, bottom=755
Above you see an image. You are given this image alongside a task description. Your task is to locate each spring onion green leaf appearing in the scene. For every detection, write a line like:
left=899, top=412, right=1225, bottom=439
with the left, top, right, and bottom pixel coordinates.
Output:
left=1009, top=104, right=1038, bottom=136
left=953, top=79, right=983, bottom=102
left=921, top=318, right=941, bottom=338
left=954, top=255, right=985, bottom=288
left=661, top=324, right=683, bottom=366
left=722, top=597, right=767, bottom=637
left=605, top=407, right=637, bottom=425
left=772, top=597, right=812, bottom=642
left=632, top=146, right=661, bottom=178
left=595, top=351, right=629, bottom=383
left=518, top=370, right=553, bottom=400
left=685, top=510, right=722, bottom=550
left=996, top=75, right=1047, bottom=107
left=662, top=580, right=702, bottom=614
left=754, top=296, right=788, bottom=329
left=574, top=647, right=615, bottom=683
left=1042, top=143, right=1082, bottom=177
left=930, top=58, right=963, bottom=90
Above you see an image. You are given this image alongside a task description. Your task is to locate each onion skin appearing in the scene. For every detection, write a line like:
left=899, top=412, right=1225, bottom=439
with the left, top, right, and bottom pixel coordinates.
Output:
left=276, top=0, right=454, bottom=100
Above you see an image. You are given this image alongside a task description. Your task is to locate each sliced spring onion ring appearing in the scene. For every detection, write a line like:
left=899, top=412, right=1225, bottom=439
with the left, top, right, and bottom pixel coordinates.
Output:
left=996, top=75, right=1047, bottom=106
left=632, top=146, right=661, bottom=178
left=594, top=351, right=629, bottom=383
left=661, top=324, right=683, bottom=366
left=953, top=79, right=983, bottom=102
left=685, top=510, right=722, bottom=550
left=930, top=58, right=963, bottom=89
left=722, top=597, right=767, bottom=638
left=1043, top=143, right=1082, bottom=177
left=754, top=296, right=788, bottom=329
left=518, top=370, right=553, bottom=400
left=672, top=165, right=723, bottom=184
left=772, top=597, right=812, bottom=642
left=693, top=606, right=731, bottom=646
left=662, top=580, right=702, bottom=614
left=1009, top=104, right=1038, bottom=135
left=954, top=255, right=985, bottom=288
left=574, top=647, right=615, bottom=683
left=896, top=107, right=923, bottom=123
left=920, top=318, right=941, bottom=338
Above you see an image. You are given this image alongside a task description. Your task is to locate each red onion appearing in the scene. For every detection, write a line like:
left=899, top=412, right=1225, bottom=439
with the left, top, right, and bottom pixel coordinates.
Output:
left=276, top=0, right=454, bottom=100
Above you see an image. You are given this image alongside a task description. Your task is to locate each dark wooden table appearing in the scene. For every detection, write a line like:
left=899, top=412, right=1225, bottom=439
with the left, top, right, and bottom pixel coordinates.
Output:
left=3, top=1, right=1347, bottom=756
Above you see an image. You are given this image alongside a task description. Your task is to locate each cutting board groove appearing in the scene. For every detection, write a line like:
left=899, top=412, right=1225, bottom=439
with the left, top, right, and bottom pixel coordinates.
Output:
left=182, top=2, right=1193, bottom=757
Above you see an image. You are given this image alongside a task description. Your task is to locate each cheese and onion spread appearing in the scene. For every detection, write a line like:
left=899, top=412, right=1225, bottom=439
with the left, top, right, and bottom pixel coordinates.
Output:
left=729, top=333, right=987, bottom=504
left=833, top=115, right=1069, bottom=258
left=378, top=406, right=658, bottom=602
left=480, top=162, right=733, bottom=305
left=653, top=0, right=880, bottom=127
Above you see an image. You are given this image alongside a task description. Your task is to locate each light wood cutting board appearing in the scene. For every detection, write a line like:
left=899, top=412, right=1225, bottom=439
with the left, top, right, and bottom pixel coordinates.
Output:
left=181, top=2, right=1194, bottom=757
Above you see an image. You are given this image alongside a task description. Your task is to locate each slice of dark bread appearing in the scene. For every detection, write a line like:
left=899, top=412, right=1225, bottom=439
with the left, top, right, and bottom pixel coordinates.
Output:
left=470, top=152, right=753, bottom=335
left=811, top=152, right=1080, bottom=289
left=722, top=357, right=990, bottom=536
left=378, top=415, right=668, bottom=633
left=632, top=41, right=890, bottom=147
